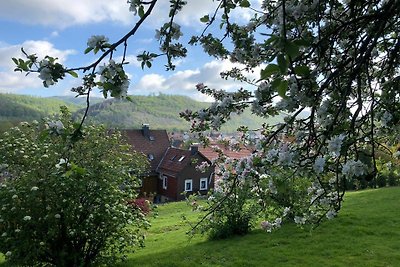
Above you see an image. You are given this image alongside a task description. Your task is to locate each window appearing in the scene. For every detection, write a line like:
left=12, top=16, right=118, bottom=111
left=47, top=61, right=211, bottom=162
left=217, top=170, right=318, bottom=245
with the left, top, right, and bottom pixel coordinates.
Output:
left=200, top=178, right=208, bottom=190
left=178, top=156, right=186, bottom=162
left=162, top=176, right=168, bottom=190
left=184, top=179, right=192, bottom=192
left=147, top=154, right=154, bottom=161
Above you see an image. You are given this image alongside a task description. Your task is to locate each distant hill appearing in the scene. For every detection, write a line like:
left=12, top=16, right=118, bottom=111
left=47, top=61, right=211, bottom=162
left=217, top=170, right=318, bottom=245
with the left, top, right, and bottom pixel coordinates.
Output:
left=0, top=94, right=80, bottom=132
left=49, top=96, right=104, bottom=106
left=0, top=93, right=283, bottom=133
left=77, top=94, right=283, bottom=132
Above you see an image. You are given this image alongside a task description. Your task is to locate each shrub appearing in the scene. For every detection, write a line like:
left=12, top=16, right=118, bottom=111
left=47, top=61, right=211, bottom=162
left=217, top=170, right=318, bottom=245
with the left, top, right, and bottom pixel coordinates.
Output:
left=0, top=108, right=149, bottom=266
left=376, top=174, right=387, bottom=188
left=128, top=198, right=152, bottom=215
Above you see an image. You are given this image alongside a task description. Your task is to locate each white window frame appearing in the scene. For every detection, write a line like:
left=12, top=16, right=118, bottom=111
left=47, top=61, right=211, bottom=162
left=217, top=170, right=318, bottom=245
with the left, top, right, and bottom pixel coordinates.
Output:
left=162, top=176, right=168, bottom=190
left=184, top=179, right=193, bottom=192
left=200, top=178, right=208, bottom=190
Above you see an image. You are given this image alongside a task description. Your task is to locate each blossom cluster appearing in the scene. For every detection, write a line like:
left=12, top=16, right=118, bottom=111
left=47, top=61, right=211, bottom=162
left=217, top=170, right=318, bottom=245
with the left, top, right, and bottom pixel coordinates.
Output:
left=97, top=59, right=129, bottom=99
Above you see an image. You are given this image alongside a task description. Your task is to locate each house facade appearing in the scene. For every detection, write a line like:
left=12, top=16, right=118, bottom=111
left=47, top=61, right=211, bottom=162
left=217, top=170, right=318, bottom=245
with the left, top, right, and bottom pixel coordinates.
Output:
left=157, top=146, right=214, bottom=201
left=121, top=125, right=170, bottom=197
left=122, top=125, right=214, bottom=202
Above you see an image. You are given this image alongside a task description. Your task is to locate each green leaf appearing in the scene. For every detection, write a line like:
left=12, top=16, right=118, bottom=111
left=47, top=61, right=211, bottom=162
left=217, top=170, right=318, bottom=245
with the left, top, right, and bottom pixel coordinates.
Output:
left=293, top=38, right=310, bottom=47
left=271, top=77, right=282, bottom=90
left=84, top=47, right=93, bottom=54
left=240, top=0, right=251, bottom=7
left=12, top=58, right=18, bottom=65
left=138, top=5, right=145, bottom=18
left=277, top=54, right=288, bottom=74
left=294, top=65, right=311, bottom=77
left=125, top=96, right=133, bottom=102
left=260, top=64, right=280, bottom=80
left=265, top=35, right=279, bottom=45
left=146, top=61, right=152, bottom=68
left=285, top=41, right=300, bottom=59
left=277, top=80, right=288, bottom=98
left=67, top=71, right=78, bottom=78
left=200, top=15, right=210, bottom=23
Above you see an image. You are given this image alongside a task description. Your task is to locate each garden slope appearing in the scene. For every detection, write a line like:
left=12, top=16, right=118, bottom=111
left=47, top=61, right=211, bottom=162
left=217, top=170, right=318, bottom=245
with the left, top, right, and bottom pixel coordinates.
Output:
left=120, top=187, right=400, bottom=266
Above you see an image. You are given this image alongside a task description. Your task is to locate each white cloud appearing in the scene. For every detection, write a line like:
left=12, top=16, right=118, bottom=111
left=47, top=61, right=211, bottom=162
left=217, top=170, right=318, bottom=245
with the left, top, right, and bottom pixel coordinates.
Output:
left=0, top=40, right=75, bottom=92
left=130, top=59, right=260, bottom=101
left=0, top=1, right=216, bottom=29
left=0, top=0, right=134, bottom=28
left=0, top=1, right=261, bottom=30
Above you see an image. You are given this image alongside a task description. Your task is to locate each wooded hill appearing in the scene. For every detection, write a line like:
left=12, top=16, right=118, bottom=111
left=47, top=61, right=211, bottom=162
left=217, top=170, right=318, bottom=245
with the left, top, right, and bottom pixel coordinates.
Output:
left=0, top=93, right=283, bottom=133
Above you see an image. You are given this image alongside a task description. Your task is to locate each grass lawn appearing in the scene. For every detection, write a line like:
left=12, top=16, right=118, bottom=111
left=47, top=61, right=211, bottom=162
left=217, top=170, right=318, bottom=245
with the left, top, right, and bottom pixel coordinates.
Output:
left=118, top=187, right=400, bottom=267
left=1, top=187, right=399, bottom=266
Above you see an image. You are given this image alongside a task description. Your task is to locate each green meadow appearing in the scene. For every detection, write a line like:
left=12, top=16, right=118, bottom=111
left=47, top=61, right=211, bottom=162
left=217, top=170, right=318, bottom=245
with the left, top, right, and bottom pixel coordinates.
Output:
left=1, top=187, right=399, bottom=266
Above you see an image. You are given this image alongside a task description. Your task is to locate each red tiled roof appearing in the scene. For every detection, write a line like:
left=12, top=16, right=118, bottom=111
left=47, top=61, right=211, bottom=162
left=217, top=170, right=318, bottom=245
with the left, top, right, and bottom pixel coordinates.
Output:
left=121, top=129, right=170, bottom=172
left=199, top=143, right=252, bottom=161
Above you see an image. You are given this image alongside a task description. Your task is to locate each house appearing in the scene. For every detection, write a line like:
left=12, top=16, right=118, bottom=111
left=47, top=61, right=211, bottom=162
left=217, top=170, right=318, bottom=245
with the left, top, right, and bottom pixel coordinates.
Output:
left=122, top=125, right=215, bottom=202
left=157, top=145, right=214, bottom=201
left=121, top=125, right=170, bottom=197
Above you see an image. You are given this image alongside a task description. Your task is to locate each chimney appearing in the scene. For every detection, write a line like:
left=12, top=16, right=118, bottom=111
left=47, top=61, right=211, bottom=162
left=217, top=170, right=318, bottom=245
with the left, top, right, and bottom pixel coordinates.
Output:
left=142, top=124, right=150, bottom=138
left=190, top=143, right=199, bottom=155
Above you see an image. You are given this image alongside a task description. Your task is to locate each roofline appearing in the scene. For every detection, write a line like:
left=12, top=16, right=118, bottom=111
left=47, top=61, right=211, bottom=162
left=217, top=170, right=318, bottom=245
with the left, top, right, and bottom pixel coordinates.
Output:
left=156, top=146, right=171, bottom=173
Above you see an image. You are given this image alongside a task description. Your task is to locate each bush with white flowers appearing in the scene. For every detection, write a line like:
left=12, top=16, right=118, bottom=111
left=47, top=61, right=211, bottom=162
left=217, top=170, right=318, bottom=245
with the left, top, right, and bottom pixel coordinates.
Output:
left=0, top=107, right=149, bottom=266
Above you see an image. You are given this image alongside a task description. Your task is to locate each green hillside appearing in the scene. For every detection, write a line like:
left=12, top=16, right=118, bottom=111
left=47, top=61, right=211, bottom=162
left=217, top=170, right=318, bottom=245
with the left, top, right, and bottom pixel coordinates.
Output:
left=79, top=94, right=282, bottom=132
left=0, top=94, right=80, bottom=132
left=0, top=93, right=282, bottom=133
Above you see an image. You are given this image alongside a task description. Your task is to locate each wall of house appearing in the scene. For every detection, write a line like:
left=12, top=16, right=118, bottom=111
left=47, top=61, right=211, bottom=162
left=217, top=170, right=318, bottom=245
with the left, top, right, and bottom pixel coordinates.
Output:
left=176, top=155, right=215, bottom=201
left=139, top=175, right=158, bottom=198
left=158, top=175, right=178, bottom=201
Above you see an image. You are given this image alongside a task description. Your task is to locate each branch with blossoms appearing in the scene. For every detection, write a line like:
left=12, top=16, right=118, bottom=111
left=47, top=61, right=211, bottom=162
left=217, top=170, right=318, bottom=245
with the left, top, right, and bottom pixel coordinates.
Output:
left=12, top=0, right=189, bottom=139
left=181, top=0, right=400, bottom=232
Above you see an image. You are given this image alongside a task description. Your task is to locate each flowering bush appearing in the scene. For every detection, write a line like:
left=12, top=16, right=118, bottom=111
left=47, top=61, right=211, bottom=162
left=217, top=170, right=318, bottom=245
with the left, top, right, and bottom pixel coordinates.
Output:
left=0, top=108, right=149, bottom=266
left=128, top=198, right=152, bottom=216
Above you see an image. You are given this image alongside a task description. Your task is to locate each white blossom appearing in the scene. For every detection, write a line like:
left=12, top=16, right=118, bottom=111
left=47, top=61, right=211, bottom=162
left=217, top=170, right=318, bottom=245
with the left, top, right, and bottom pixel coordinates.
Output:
left=381, top=111, right=392, bottom=128
left=87, top=35, right=109, bottom=49
left=294, top=216, right=306, bottom=225
left=326, top=209, right=337, bottom=219
left=342, top=160, right=367, bottom=178
left=38, top=67, right=54, bottom=87
left=313, top=156, right=325, bottom=174
left=23, top=216, right=32, bottom=221
left=327, top=134, right=346, bottom=157
left=31, top=186, right=39, bottom=191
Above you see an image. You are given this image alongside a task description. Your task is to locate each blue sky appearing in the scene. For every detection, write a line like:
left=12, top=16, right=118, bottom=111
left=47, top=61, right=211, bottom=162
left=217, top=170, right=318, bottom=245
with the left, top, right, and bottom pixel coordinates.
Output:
left=0, top=0, right=261, bottom=101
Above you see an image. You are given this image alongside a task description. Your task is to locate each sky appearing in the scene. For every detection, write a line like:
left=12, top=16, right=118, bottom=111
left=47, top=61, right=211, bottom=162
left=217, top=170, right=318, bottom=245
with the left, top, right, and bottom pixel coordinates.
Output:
left=0, top=0, right=262, bottom=102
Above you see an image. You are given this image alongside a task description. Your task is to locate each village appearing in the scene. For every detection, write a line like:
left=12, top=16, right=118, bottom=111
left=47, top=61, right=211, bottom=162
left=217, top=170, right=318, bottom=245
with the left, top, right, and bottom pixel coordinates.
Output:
left=124, top=124, right=253, bottom=202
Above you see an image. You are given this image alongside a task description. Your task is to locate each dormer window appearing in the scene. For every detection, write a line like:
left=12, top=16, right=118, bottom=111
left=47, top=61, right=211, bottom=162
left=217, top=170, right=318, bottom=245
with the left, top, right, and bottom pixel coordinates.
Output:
left=149, top=136, right=155, bottom=141
left=178, top=156, right=185, bottom=162
left=148, top=154, right=154, bottom=161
